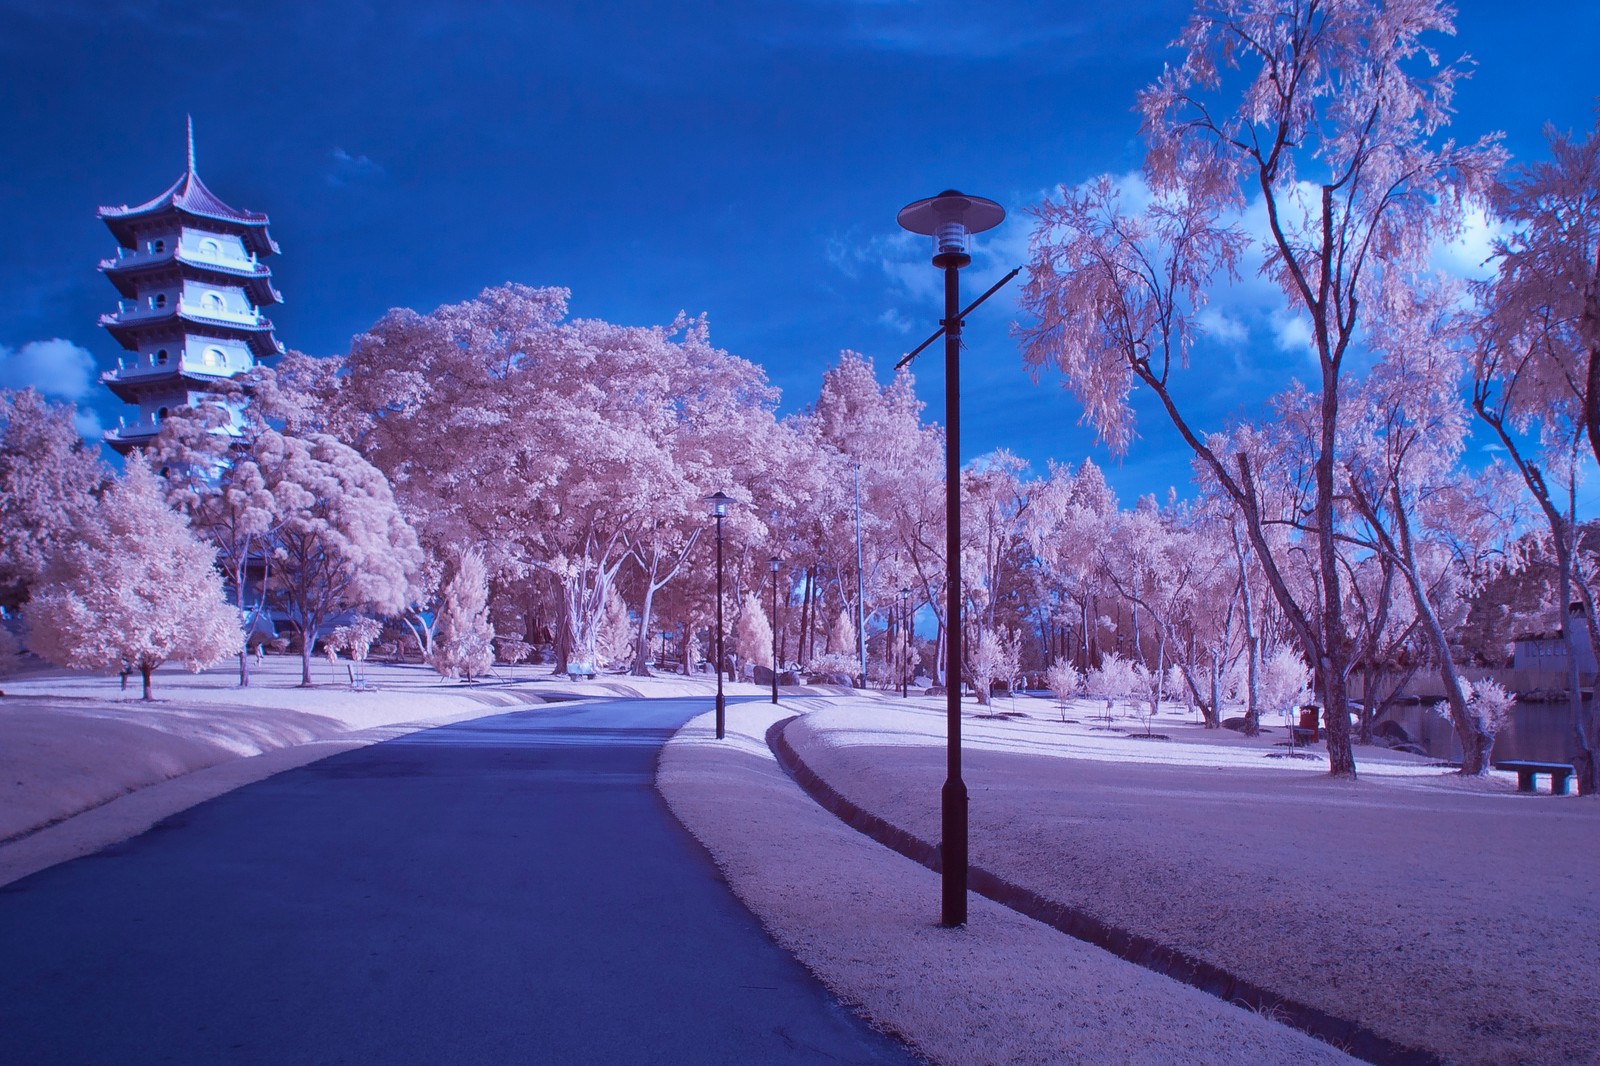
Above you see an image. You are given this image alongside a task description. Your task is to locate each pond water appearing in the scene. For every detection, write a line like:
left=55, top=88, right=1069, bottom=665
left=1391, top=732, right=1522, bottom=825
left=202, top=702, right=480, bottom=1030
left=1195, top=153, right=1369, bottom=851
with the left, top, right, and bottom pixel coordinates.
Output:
left=1384, top=699, right=1586, bottom=763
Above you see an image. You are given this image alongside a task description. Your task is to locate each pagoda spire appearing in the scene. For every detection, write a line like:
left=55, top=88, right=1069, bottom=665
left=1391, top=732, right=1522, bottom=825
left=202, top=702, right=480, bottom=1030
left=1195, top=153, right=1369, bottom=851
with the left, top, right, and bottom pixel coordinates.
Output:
left=186, top=114, right=196, bottom=174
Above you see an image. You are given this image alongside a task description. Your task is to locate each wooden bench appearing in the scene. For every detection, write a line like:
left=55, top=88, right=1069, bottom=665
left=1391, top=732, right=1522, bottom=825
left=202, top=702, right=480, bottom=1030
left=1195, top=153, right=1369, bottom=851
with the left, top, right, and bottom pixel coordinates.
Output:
left=1495, top=760, right=1574, bottom=796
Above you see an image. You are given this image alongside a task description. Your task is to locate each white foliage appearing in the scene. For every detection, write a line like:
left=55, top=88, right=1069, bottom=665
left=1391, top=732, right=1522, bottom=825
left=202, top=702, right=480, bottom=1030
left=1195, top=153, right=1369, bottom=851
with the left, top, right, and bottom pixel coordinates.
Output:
left=1258, top=645, right=1312, bottom=718
left=24, top=453, right=241, bottom=696
left=1046, top=659, right=1084, bottom=720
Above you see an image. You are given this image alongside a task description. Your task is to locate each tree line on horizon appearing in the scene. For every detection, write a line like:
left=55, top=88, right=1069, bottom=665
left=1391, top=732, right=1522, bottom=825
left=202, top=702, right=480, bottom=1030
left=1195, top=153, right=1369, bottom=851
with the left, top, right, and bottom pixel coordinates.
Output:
left=0, top=0, right=1596, bottom=792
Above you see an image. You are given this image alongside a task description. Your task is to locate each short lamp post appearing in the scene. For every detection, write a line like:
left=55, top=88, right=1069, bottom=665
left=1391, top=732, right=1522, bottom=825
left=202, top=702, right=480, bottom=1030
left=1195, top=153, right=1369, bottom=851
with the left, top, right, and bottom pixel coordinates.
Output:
left=769, top=556, right=781, bottom=705
left=898, top=189, right=1006, bottom=928
left=900, top=587, right=911, bottom=699
left=707, top=491, right=732, bottom=740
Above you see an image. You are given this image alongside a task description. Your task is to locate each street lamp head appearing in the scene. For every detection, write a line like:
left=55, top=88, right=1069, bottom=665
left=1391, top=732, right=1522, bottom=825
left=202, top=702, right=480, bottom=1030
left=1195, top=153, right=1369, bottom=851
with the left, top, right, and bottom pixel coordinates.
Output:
left=769, top=555, right=781, bottom=573
left=706, top=491, right=733, bottom=519
left=897, top=190, right=1005, bottom=269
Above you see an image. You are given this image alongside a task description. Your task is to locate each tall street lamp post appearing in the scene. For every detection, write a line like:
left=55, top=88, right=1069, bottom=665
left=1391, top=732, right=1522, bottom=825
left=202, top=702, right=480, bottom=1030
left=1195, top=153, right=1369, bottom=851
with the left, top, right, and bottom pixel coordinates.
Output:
left=769, top=556, right=781, bottom=705
left=897, top=189, right=1006, bottom=928
left=707, top=491, right=732, bottom=740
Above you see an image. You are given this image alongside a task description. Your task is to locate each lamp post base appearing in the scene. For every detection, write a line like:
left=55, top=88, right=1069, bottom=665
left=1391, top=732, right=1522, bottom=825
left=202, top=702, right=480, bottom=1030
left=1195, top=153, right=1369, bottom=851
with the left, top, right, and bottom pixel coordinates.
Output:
left=715, top=692, right=725, bottom=740
left=940, top=776, right=969, bottom=927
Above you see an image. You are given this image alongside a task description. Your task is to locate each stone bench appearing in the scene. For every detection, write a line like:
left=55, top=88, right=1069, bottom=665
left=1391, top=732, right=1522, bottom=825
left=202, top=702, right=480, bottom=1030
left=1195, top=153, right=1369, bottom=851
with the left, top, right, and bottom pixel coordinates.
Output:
left=1495, top=760, right=1574, bottom=796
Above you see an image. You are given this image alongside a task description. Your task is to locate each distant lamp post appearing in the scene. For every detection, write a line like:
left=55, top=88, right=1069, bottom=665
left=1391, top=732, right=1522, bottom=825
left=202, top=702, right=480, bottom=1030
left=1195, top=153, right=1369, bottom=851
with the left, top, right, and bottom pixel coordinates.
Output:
left=707, top=491, right=732, bottom=739
left=769, top=556, right=782, bottom=705
left=900, top=586, right=911, bottom=699
left=898, top=189, right=1006, bottom=928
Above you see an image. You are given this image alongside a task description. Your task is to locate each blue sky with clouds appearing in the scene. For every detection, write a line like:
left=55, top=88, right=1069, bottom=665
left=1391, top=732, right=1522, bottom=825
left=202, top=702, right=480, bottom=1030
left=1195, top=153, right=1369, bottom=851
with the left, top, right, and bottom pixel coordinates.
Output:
left=1, top=0, right=1595, bottom=506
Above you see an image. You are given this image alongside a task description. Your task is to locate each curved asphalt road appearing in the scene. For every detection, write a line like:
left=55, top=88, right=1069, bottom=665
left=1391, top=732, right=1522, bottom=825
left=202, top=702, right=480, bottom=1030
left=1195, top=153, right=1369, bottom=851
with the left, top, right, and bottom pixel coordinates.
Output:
left=0, top=696, right=918, bottom=1065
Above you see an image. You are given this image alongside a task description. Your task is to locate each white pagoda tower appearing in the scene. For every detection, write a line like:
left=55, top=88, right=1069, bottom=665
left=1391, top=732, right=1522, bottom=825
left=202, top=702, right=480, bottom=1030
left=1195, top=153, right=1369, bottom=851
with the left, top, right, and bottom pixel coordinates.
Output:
left=97, top=119, right=284, bottom=453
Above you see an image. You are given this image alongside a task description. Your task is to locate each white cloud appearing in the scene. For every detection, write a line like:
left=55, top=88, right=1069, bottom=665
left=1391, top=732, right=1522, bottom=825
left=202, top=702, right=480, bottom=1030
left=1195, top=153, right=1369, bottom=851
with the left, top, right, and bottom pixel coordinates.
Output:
left=1270, top=310, right=1314, bottom=356
left=877, top=307, right=914, bottom=334
left=1431, top=202, right=1504, bottom=282
left=327, top=147, right=385, bottom=187
left=1195, top=308, right=1248, bottom=345
left=72, top=407, right=103, bottom=441
left=0, top=338, right=97, bottom=401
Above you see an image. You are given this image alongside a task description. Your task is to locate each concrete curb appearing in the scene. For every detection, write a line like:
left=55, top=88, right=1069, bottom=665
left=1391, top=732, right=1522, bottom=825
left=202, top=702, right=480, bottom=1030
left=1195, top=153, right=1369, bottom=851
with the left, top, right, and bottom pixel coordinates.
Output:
left=767, top=714, right=1441, bottom=1066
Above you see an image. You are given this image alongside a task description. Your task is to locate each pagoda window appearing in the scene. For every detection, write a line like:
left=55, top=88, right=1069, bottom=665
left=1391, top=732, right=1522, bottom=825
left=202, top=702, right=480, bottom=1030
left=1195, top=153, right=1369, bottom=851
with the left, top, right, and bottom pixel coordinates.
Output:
left=155, top=349, right=169, bottom=366
left=152, top=239, right=165, bottom=254
left=157, top=406, right=169, bottom=421
left=203, top=346, right=225, bottom=369
left=202, top=291, right=224, bottom=311
left=153, top=293, right=167, bottom=309
left=199, top=237, right=221, bottom=258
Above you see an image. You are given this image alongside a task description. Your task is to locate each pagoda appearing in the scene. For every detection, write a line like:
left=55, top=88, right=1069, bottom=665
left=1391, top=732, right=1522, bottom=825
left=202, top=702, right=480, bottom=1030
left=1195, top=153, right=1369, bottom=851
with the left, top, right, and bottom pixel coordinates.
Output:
left=97, top=119, right=284, bottom=453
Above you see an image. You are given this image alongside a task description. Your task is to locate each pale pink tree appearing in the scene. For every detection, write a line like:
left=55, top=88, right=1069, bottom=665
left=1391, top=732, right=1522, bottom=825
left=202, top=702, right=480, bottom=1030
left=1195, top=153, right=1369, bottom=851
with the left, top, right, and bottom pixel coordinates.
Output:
left=797, top=352, right=944, bottom=681
left=280, top=285, right=775, bottom=678
left=1021, top=0, right=1502, bottom=776
left=1258, top=644, right=1312, bottom=724
left=734, top=590, right=773, bottom=674
left=25, top=453, right=241, bottom=700
left=152, top=401, right=282, bottom=687
left=1344, top=287, right=1523, bottom=773
left=596, top=585, right=635, bottom=670
left=0, top=388, right=107, bottom=611
left=1046, top=659, right=1084, bottom=721
left=1086, top=651, right=1143, bottom=723
left=963, top=450, right=1034, bottom=640
left=430, top=548, right=495, bottom=681
left=1024, top=459, right=1120, bottom=672
left=328, top=618, right=383, bottom=664
left=255, top=430, right=425, bottom=686
left=1474, top=119, right=1600, bottom=793
left=968, top=627, right=1021, bottom=707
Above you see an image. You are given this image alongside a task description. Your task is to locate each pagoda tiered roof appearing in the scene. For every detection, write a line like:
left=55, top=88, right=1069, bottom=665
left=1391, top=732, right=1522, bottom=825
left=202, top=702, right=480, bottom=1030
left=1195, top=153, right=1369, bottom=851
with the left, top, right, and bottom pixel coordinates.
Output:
left=102, top=423, right=158, bottom=454
left=100, top=364, right=242, bottom=404
left=98, top=248, right=282, bottom=306
left=98, top=134, right=279, bottom=258
left=99, top=303, right=286, bottom=360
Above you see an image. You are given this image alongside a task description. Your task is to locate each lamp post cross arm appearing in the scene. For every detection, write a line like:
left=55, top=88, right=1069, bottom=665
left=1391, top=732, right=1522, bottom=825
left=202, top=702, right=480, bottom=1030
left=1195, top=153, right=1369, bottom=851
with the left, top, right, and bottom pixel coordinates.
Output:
left=895, top=266, right=1023, bottom=371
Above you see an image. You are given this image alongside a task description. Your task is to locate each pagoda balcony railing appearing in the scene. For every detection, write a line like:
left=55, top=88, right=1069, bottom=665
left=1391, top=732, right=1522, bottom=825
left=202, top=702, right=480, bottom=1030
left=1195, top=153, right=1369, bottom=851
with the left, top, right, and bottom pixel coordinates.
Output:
left=104, top=356, right=170, bottom=378
left=110, top=244, right=261, bottom=268
left=109, top=413, right=161, bottom=438
left=106, top=296, right=264, bottom=325
left=107, top=299, right=167, bottom=321
left=106, top=353, right=247, bottom=379
left=176, top=295, right=264, bottom=325
left=101, top=248, right=269, bottom=277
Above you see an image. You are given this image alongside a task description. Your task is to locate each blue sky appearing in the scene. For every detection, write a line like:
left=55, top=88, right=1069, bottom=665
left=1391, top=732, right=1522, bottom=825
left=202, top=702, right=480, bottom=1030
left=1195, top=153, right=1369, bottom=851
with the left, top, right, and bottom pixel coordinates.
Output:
left=2, top=0, right=1596, bottom=507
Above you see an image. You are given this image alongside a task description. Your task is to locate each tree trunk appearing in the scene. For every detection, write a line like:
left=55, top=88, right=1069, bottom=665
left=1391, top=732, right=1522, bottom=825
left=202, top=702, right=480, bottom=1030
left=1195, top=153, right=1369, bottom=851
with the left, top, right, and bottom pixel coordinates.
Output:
left=1209, top=663, right=1222, bottom=731
left=1234, top=528, right=1260, bottom=737
left=553, top=584, right=571, bottom=674
left=235, top=559, right=252, bottom=689
left=798, top=567, right=812, bottom=666
left=1320, top=670, right=1357, bottom=776
left=299, top=637, right=314, bottom=687
left=141, top=663, right=154, bottom=701
left=632, top=581, right=658, bottom=677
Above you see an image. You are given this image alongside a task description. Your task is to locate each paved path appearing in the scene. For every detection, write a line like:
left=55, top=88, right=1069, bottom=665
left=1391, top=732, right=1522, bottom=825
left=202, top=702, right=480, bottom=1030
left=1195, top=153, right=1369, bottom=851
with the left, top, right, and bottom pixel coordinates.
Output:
left=0, top=696, right=917, bottom=1064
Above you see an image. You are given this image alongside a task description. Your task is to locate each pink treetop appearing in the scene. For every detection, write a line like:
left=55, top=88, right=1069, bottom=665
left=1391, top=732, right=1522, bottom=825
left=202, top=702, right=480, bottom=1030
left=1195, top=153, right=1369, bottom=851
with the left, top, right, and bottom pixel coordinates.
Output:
left=0, top=389, right=108, bottom=609
left=254, top=429, right=425, bottom=685
left=1476, top=118, right=1600, bottom=459
left=1021, top=0, right=1503, bottom=778
left=430, top=547, right=495, bottom=681
left=24, top=452, right=241, bottom=700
